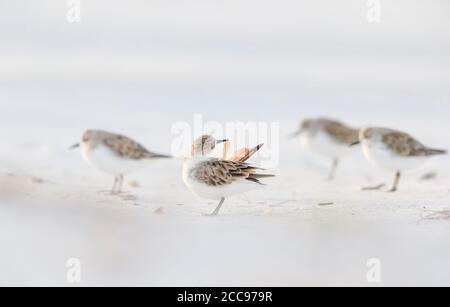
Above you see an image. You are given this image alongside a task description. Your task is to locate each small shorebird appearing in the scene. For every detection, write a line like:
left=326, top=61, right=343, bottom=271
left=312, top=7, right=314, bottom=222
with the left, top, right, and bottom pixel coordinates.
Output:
left=351, top=127, right=447, bottom=192
left=183, top=135, right=274, bottom=216
left=291, top=118, right=359, bottom=180
left=70, top=129, right=171, bottom=194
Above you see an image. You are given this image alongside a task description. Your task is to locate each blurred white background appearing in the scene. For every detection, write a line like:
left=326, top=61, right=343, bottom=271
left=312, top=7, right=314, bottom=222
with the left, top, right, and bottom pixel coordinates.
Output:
left=0, top=0, right=450, bottom=286
left=1, top=0, right=449, bottom=132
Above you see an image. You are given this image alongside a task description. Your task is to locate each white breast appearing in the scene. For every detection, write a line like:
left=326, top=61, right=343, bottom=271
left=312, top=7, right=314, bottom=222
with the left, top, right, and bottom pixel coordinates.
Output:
left=362, top=140, right=427, bottom=171
left=300, top=130, right=351, bottom=159
left=82, top=144, right=146, bottom=175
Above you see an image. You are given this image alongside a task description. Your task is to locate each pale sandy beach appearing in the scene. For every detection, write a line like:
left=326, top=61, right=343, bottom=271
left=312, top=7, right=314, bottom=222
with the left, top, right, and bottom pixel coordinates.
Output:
left=1, top=1, right=450, bottom=286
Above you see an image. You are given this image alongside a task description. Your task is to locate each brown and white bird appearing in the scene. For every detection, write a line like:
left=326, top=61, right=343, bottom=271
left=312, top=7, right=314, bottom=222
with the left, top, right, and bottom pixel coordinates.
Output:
left=291, top=118, right=359, bottom=180
left=351, top=127, right=447, bottom=192
left=70, top=129, right=171, bottom=194
left=182, top=135, right=274, bottom=216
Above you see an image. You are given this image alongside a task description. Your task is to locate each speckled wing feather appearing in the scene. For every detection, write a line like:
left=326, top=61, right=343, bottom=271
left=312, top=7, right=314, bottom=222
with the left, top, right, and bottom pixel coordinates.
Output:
left=323, top=120, right=359, bottom=145
left=192, top=159, right=274, bottom=186
left=382, top=132, right=446, bottom=157
left=103, top=134, right=169, bottom=160
left=231, top=144, right=264, bottom=162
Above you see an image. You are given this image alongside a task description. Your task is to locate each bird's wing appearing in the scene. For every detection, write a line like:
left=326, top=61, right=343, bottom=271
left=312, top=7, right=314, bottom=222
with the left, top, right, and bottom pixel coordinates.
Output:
left=230, top=144, right=264, bottom=162
left=192, top=159, right=274, bottom=186
left=382, top=132, right=431, bottom=157
left=103, top=134, right=169, bottom=160
left=324, top=121, right=359, bottom=145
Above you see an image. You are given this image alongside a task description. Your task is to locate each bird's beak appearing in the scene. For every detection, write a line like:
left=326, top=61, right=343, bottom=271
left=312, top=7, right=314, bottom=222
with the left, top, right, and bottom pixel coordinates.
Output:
left=216, top=139, right=229, bottom=144
left=69, top=143, right=80, bottom=150
left=349, top=141, right=361, bottom=147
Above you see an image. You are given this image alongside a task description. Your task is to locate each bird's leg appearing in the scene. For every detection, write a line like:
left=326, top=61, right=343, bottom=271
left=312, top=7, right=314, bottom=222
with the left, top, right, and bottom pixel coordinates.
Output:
left=111, top=176, right=119, bottom=194
left=116, top=174, right=124, bottom=194
left=388, top=171, right=401, bottom=193
left=328, top=158, right=338, bottom=181
left=202, top=197, right=226, bottom=217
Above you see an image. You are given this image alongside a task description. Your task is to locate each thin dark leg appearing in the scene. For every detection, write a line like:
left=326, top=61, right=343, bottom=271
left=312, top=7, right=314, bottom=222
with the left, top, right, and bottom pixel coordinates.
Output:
left=116, top=174, right=124, bottom=194
left=328, top=158, right=338, bottom=181
left=388, top=171, right=401, bottom=193
left=111, top=176, right=118, bottom=194
left=203, top=197, right=226, bottom=216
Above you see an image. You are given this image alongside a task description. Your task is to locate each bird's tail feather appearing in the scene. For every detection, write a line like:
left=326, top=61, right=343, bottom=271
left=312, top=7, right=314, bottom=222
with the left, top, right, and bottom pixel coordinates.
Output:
left=249, top=173, right=275, bottom=179
left=246, top=173, right=275, bottom=185
left=427, top=148, right=447, bottom=156
left=147, top=153, right=172, bottom=159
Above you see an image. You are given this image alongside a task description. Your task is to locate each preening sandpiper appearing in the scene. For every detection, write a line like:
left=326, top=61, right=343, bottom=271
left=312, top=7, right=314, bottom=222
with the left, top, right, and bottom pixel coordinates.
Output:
left=70, top=129, right=171, bottom=194
left=182, top=135, right=274, bottom=216
left=351, top=127, right=447, bottom=192
left=291, top=118, right=359, bottom=180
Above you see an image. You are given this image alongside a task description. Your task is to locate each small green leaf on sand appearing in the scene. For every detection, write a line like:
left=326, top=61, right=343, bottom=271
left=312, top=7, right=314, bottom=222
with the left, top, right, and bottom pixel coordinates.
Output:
left=318, top=202, right=334, bottom=207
